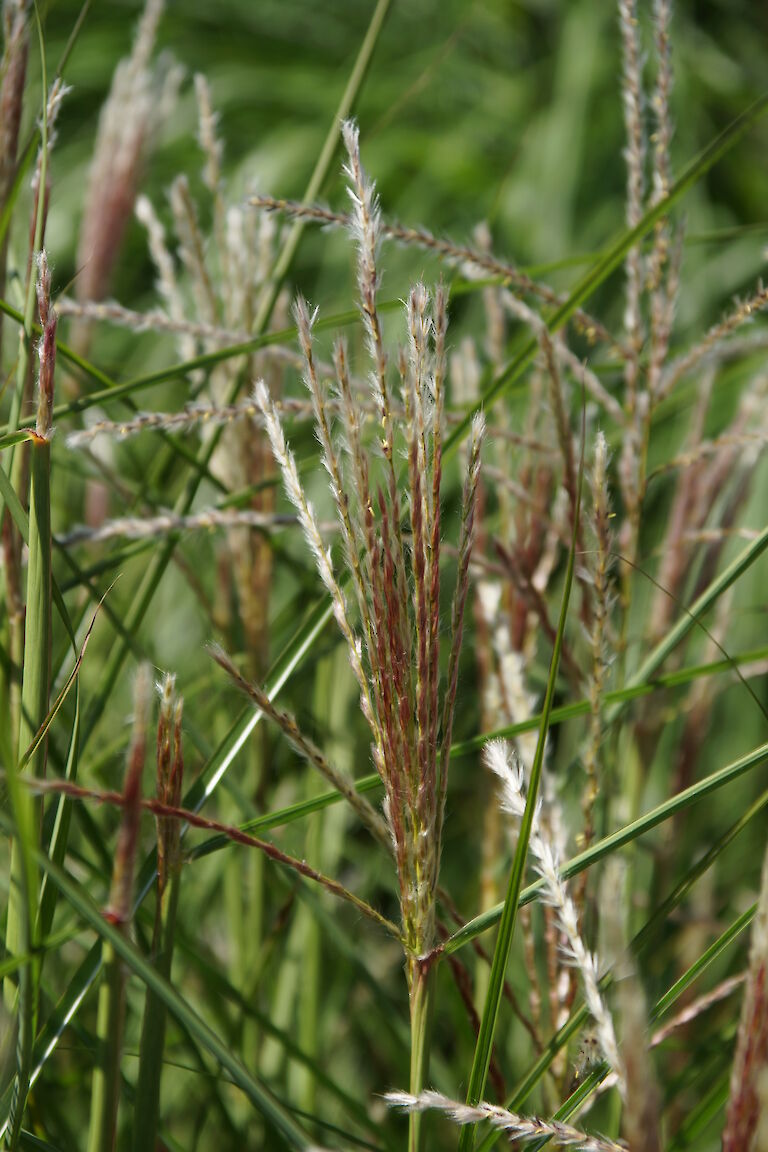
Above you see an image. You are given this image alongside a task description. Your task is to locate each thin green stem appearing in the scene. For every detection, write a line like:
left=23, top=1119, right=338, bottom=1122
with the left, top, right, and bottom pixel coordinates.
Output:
left=132, top=866, right=181, bottom=1151
left=85, top=938, right=125, bottom=1152
left=3, top=18, right=51, bottom=1143
left=408, top=963, right=435, bottom=1152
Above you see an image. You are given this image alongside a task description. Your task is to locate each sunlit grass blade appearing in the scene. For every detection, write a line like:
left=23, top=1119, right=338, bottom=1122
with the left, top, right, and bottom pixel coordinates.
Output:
left=18, top=592, right=104, bottom=773
left=35, top=687, right=81, bottom=945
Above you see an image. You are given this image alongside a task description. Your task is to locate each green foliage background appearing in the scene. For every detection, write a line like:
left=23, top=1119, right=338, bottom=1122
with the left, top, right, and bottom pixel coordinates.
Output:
left=1, top=1, right=767, bottom=1148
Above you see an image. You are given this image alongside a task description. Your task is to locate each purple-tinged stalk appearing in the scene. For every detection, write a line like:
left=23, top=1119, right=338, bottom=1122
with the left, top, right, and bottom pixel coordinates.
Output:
left=722, top=844, right=768, bottom=1151
left=436, top=411, right=484, bottom=870
left=294, top=296, right=379, bottom=689
left=133, top=674, right=184, bottom=1152
left=5, top=78, right=66, bottom=487
left=87, top=663, right=151, bottom=1152
left=21, top=770, right=401, bottom=937
left=254, top=369, right=484, bottom=961
left=386, top=1089, right=627, bottom=1152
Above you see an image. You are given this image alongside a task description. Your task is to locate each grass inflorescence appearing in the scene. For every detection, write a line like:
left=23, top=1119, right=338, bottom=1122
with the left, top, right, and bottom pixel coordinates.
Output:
left=0, top=1, right=767, bottom=1149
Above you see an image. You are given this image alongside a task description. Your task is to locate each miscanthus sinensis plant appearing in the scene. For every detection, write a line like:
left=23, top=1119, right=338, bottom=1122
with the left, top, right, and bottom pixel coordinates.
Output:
left=213, top=120, right=485, bottom=1151
left=2, top=0, right=768, bottom=1149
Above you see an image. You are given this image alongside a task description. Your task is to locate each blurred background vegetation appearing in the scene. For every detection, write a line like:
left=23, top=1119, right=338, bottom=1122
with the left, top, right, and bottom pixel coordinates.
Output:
left=2, top=1, right=768, bottom=1147
left=30, top=0, right=768, bottom=310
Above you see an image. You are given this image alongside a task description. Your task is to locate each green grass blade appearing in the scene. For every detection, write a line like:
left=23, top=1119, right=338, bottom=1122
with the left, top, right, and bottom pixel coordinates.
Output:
left=35, top=685, right=81, bottom=944
left=607, top=523, right=768, bottom=721
left=0, top=944, right=103, bottom=1132
left=18, top=1131, right=64, bottom=1152
left=85, top=937, right=124, bottom=1152
left=653, top=902, right=755, bottom=1021
left=668, top=1071, right=730, bottom=1151
left=451, top=643, right=768, bottom=758
left=132, top=864, right=181, bottom=1152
